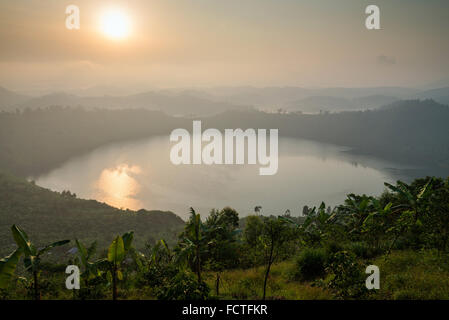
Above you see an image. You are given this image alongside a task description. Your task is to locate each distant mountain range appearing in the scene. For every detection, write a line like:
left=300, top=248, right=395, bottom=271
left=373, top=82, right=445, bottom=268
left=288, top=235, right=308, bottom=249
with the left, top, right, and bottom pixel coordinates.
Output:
left=1, top=85, right=449, bottom=115
left=5, top=90, right=251, bottom=116
left=285, top=95, right=399, bottom=113
left=411, top=87, right=449, bottom=105
left=0, top=87, right=29, bottom=111
left=186, top=86, right=418, bottom=109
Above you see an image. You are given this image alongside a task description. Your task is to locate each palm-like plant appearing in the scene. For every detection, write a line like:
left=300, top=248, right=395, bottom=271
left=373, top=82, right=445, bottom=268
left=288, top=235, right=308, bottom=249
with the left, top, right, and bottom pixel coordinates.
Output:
left=338, top=194, right=374, bottom=238
left=148, top=239, right=172, bottom=268
left=97, top=231, right=135, bottom=300
left=74, top=240, right=100, bottom=288
left=0, top=247, right=22, bottom=290
left=360, top=199, right=393, bottom=250
left=177, top=208, right=206, bottom=283
left=301, top=202, right=334, bottom=244
left=384, top=179, right=433, bottom=222
left=10, top=225, right=69, bottom=300
left=383, top=179, right=433, bottom=255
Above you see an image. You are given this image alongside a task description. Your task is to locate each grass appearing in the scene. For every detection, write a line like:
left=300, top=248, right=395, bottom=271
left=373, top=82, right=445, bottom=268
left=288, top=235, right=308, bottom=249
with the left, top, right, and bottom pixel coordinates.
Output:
left=204, top=261, right=332, bottom=300
left=373, top=250, right=449, bottom=300
left=204, top=249, right=449, bottom=300
left=2, top=249, right=448, bottom=300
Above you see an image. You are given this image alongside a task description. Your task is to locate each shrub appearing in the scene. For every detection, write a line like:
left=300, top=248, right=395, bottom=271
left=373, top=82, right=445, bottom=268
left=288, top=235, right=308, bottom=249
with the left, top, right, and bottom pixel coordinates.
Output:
left=324, top=241, right=344, bottom=256
left=156, top=270, right=210, bottom=300
left=294, top=248, right=327, bottom=281
left=346, top=242, right=371, bottom=259
left=345, top=242, right=384, bottom=259
left=141, top=264, right=178, bottom=288
left=325, top=251, right=369, bottom=299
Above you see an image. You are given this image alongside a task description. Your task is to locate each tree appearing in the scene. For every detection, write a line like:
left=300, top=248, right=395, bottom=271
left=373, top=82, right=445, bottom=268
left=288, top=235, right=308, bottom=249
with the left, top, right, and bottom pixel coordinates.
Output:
left=243, top=215, right=264, bottom=266
left=258, top=217, right=294, bottom=300
left=204, top=207, right=240, bottom=295
left=177, top=208, right=206, bottom=283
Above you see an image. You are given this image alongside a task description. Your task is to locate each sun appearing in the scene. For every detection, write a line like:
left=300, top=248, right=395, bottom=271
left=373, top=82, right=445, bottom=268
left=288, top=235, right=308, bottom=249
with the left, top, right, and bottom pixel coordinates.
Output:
left=100, top=8, right=132, bottom=40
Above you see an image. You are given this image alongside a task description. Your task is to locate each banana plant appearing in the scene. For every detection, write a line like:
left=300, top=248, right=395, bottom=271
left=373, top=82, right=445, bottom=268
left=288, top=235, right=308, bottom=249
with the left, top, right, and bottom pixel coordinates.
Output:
left=384, top=178, right=433, bottom=222
left=0, top=247, right=22, bottom=290
left=148, top=239, right=172, bottom=268
left=74, top=240, right=101, bottom=288
left=383, top=179, right=434, bottom=256
left=11, top=225, right=69, bottom=300
left=97, top=231, right=134, bottom=300
left=177, top=208, right=207, bottom=283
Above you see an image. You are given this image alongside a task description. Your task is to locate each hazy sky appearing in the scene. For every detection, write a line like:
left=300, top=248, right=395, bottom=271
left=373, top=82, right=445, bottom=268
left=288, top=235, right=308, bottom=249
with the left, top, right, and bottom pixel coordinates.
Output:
left=1, top=0, right=448, bottom=94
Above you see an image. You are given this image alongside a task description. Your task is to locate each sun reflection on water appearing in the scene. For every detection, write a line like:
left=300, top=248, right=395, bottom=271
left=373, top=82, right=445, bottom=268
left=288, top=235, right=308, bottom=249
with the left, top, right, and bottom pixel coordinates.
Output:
left=94, top=164, right=142, bottom=210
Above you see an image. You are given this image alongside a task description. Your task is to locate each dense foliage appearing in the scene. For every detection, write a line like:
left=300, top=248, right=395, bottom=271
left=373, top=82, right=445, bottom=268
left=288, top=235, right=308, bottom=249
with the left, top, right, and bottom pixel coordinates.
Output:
left=0, top=172, right=185, bottom=255
left=1, top=175, right=449, bottom=300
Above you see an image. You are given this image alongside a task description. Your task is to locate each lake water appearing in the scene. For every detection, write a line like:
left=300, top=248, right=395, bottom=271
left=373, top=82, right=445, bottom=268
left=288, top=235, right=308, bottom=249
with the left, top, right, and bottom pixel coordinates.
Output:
left=33, top=136, right=411, bottom=220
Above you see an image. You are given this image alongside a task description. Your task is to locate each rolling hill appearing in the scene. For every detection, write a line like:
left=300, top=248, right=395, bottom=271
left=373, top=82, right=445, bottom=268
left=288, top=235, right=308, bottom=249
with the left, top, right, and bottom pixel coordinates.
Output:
left=412, top=87, right=449, bottom=105
left=285, top=95, right=398, bottom=113
left=0, top=172, right=185, bottom=256
left=0, top=86, right=29, bottom=112
left=15, top=90, right=250, bottom=116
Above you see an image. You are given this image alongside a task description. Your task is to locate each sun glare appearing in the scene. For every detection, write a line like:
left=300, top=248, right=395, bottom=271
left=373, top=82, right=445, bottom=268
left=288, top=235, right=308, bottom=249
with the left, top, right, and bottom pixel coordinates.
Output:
left=100, top=8, right=131, bottom=40
left=95, top=164, right=142, bottom=210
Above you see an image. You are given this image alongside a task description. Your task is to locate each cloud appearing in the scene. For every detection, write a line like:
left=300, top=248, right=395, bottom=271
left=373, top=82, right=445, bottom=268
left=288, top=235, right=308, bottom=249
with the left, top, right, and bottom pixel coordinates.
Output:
left=376, top=55, right=397, bottom=66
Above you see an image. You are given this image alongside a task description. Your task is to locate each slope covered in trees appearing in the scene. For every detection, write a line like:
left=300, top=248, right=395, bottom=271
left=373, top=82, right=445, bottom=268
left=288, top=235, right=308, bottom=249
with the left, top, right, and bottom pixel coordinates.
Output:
left=0, top=172, right=185, bottom=256
left=0, top=108, right=187, bottom=176
left=204, top=99, right=449, bottom=176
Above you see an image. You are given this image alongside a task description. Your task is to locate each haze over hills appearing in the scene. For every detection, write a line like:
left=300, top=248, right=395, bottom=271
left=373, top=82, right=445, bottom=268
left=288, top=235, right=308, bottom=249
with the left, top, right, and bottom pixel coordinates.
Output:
left=285, top=95, right=399, bottom=113
left=202, top=99, right=449, bottom=177
left=0, top=87, right=29, bottom=111
left=12, top=90, right=251, bottom=117
left=181, top=86, right=420, bottom=110
left=411, top=87, right=449, bottom=106
left=2, top=85, right=449, bottom=116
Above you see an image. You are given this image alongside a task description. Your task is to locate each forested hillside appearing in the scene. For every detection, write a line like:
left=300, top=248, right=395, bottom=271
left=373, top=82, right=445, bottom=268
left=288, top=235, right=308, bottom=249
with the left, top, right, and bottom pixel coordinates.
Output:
left=0, top=108, right=187, bottom=176
left=204, top=100, right=449, bottom=175
left=0, top=172, right=184, bottom=256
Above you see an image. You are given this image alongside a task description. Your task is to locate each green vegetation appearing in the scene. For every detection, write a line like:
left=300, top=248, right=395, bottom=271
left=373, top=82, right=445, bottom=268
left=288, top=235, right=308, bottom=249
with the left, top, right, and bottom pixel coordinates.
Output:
left=205, top=100, right=449, bottom=176
left=293, top=248, right=327, bottom=281
left=1, top=174, right=449, bottom=300
left=0, top=172, right=185, bottom=256
left=0, top=225, right=69, bottom=300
